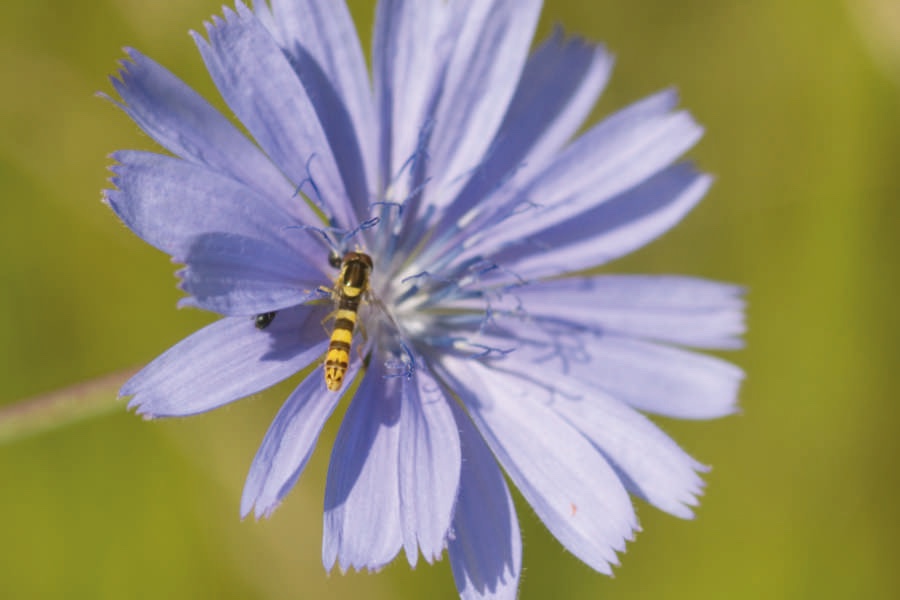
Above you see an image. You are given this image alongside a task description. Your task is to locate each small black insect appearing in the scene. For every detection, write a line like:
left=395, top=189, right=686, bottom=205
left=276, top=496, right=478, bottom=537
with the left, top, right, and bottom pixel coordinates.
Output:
left=254, top=311, right=277, bottom=330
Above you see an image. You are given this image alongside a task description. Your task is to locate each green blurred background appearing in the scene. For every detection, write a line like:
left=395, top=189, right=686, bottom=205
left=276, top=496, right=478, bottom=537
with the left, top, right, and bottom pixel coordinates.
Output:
left=2, top=0, right=898, bottom=598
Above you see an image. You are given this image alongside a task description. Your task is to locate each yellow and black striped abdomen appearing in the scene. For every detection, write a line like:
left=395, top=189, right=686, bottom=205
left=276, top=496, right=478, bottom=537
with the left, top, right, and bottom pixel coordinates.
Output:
left=324, top=252, right=373, bottom=391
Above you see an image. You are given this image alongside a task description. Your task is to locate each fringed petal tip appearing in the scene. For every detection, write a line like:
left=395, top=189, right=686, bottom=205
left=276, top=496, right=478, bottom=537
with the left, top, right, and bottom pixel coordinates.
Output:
left=123, top=393, right=159, bottom=420
left=239, top=497, right=283, bottom=522
left=94, top=90, right=115, bottom=105
left=105, top=151, right=127, bottom=169
left=103, top=48, right=158, bottom=110
left=100, top=187, right=114, bottom=208
left=547, top=23, right=616, bottom=61
left=110, top=48, right=138, bottom=80
left=195, top=1, right=250, bottom=40
left=174, top=295, right=195, bottom=310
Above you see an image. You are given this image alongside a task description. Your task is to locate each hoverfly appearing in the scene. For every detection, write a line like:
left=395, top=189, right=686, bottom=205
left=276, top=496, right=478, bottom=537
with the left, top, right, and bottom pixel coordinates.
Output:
left=252, top=251, right=374, bottom=392
left=323, top=251, right=373, bottom=391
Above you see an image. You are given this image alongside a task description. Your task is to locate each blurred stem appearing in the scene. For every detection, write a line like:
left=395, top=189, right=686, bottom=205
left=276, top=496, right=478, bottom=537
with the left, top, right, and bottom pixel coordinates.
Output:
left=0, top=368, right=138, bottom=444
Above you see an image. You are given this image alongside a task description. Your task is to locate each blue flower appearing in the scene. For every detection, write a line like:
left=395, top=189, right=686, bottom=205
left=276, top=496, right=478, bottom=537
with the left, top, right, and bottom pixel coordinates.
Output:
left=104, top=1, right=744, bottom=597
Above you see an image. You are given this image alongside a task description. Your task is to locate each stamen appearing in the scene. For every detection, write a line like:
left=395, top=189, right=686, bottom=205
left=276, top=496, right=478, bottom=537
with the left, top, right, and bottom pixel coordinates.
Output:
left=293, top=153, right=323, bottom=207
left=382, top=341, right=416, bottom=381
left=456, top=340, right=514, bottom=359
left=341, top=216, right=381, bottom=247
left=283, top=223, right=345, bottom=261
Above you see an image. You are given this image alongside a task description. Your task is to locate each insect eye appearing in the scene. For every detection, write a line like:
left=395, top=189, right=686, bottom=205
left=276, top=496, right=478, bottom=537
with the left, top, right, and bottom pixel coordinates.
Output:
left=328, top=251, right=343, bottom=269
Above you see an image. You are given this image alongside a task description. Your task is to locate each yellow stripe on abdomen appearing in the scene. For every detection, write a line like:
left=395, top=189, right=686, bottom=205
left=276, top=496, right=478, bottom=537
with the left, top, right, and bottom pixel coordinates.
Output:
left=334, top=309, right=357, bottom=324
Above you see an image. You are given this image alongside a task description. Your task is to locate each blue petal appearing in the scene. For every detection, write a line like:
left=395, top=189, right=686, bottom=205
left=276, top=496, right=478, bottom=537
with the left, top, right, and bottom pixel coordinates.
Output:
left=435, top=29, right=613, bottom=237
left=461, top=90, right=702, bottom=257
left=567, top=336, right=744, bottom=420
left=251, top=2, right=371, bottom=222
left=466, top=320, right=742, bottom=420
left=177, top=232, right=323, bottom=315
left=555, top=392, right=707, bottom=519
left=322, top=360, right=403, bottom=572
left=372, top=0, right=445, bottom=187
left=426, top=0, right=543, bottom=205
left=447, top=400, right=521, bottom=599
left=398, top=362, right=461, bottom=566
left=488, top=164, right=712, bottom=280
left=105, top=151, right=322, bottom=267
left=123, top=305, right=329, bottom=418
left=193, top=3, right=355, bottom=226
left=241, top=373, right=340, bottom=518
left=105, top=49, right=309, bottom=218
left=281, top=47, right=372, bottom=224
left=488, top=349, right=710, bottom=519
left=479, top=275, right=745, bottom=350
left=438, top=357, right=638, bottom=575
left=256, top=0, right=377, bottom=206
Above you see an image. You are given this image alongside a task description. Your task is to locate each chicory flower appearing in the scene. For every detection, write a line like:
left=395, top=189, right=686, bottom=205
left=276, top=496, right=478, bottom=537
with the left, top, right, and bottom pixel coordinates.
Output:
left=105, top=1, right=744, bottom=597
